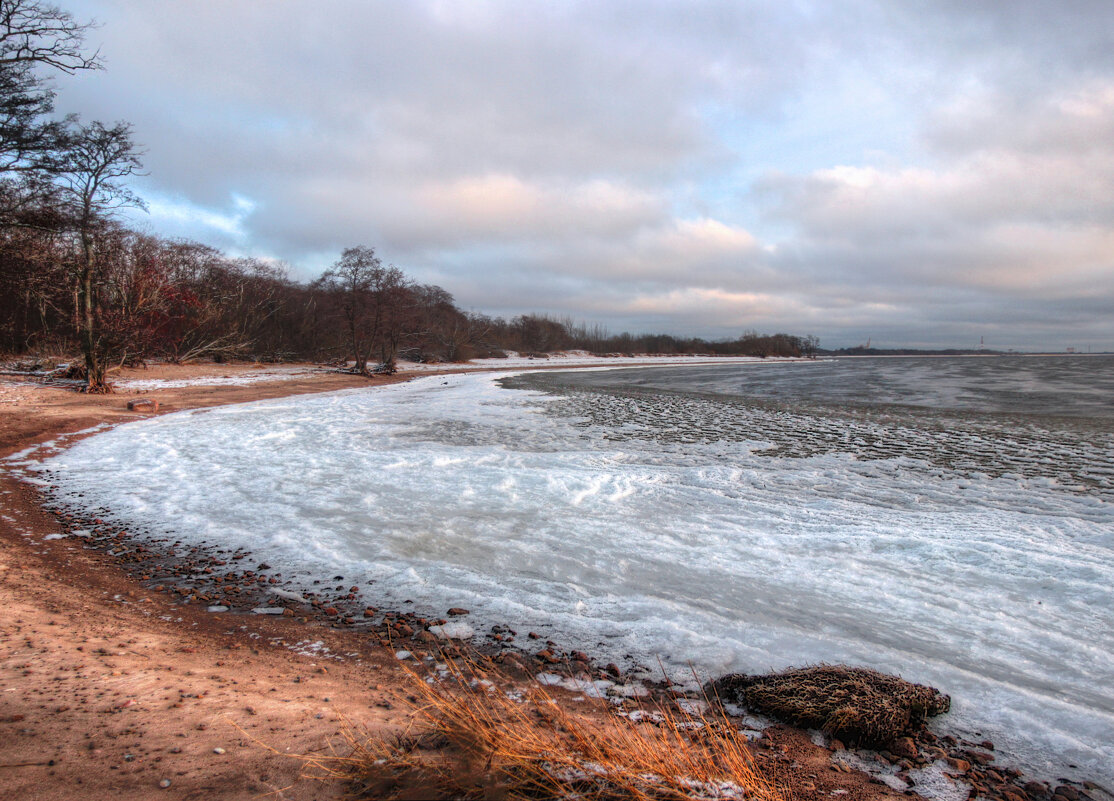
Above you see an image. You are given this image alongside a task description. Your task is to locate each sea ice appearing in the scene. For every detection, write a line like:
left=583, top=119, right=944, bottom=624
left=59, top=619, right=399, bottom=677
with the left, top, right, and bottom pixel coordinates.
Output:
left=28, top=367, right=1114, bottom=785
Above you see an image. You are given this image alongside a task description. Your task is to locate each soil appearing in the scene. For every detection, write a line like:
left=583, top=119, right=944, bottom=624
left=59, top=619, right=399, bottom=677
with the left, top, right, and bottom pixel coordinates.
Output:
left=0, top=362, right=1023, bottom=800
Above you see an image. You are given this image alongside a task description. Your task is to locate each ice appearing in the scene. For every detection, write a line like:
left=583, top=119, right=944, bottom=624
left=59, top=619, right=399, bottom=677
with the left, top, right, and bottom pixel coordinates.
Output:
left=536, top=673, right=613, bottom=698
left=270, top=588, right=308, bottom=603
left=907, top=762, right=968, bottom=801
left=34, top=366, right=1114, bottom=784
left=428, top=621, right=474, bottom=639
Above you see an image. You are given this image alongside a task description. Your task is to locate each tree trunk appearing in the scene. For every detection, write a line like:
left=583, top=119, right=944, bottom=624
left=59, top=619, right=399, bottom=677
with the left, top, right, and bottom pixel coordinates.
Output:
left=78, top=229, right=110, bottom=393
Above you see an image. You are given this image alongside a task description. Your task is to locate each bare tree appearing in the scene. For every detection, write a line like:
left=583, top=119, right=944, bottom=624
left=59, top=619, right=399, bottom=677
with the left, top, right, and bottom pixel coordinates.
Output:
left=319, top=245, right=405, bottom=374
left=0, top=0, right=100, bottom=186
left=0, top=0, right=100, bottom=72
left=56, top=120, right=144, bottom=391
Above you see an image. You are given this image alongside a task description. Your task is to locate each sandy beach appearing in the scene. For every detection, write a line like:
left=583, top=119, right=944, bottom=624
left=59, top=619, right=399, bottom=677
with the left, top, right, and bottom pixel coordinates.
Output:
left=0, top=362, right=1079, bottom=801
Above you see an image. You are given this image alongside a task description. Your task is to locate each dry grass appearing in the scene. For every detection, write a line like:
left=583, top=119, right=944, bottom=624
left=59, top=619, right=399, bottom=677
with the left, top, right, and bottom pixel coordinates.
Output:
left=300, top=655, right=785, bottom=801
left=710, top=664, right=950, bottom=749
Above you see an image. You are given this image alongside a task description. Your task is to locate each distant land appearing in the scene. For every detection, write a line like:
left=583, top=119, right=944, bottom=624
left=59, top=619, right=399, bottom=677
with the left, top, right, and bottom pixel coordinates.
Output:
left=820, top=347, right=1112, bottom=357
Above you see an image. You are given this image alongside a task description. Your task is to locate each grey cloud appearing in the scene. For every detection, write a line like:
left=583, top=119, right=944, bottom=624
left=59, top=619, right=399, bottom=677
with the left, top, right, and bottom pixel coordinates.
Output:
left=50, top=1, right=1114, bottom=349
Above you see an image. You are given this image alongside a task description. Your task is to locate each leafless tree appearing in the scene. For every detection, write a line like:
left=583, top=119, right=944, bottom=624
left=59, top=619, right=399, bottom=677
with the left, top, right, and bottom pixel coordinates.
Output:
left=1, top=0, right=100, bottom=192
left=56, top=120, right=144, bottom=391
left=318, top=245, right=406, bottom=374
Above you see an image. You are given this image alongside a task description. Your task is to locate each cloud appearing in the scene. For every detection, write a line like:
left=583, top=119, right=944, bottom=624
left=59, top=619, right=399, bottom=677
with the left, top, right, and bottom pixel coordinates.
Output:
left=52, top=0, right=1114, bottom=348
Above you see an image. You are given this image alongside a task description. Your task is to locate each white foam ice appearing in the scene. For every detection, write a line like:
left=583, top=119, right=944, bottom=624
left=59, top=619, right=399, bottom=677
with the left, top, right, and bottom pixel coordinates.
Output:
left=31, top=369, right=1114, bottom=785
left=428, top=621, right=475, bottom=639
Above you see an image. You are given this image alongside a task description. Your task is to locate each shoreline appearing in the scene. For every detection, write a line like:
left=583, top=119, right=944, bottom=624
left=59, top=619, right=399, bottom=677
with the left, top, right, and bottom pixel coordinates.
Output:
left=0, top=361, right=1102, bottom=801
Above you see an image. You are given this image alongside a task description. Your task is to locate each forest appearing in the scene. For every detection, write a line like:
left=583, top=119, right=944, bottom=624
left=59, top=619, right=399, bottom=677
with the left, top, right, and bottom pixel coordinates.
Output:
left=0, top=1, right=815, bottom=392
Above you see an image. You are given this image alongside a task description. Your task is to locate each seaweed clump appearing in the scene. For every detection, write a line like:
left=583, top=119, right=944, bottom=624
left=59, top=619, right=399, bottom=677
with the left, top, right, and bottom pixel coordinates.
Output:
left=709, top=664, right=950, bottom=749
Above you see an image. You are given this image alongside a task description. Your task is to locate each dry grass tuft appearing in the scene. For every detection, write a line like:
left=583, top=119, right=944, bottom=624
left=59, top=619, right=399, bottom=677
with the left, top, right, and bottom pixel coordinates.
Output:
left=301, top=654, right=785, bottom=800
left=710, top=664, right=949, bottom=749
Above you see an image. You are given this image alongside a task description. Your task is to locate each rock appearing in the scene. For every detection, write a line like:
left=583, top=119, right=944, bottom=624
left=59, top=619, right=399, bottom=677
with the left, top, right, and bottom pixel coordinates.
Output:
left=324, top=607, right=339, bottom=616
left=946, top=757, right=971, bottom=773
left=891, top=737, right=918, bottom=759
left=1024, top=782, right=1048, bottom=797
left=212, top=747, right=225, bottom=754
left=159, top=779, right=171, bottom=789
left=447, top=607, right=469, bottom=616
left=1053, top=787, right=1079, bottom=801
left=127, top=398, right=160, bottom=412
left=415, top=631, right=438, bottom=645
left=1001, top=790, right=1027, bottom=801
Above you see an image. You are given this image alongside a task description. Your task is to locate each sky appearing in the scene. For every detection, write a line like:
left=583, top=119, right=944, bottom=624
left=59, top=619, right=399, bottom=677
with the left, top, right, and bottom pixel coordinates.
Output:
left=51, top=0, right=1114, bottom=351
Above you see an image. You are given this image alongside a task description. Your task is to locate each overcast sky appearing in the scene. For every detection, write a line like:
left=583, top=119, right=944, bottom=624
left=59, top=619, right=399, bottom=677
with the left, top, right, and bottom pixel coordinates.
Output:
left=54, top=0, right=1114, bottom=350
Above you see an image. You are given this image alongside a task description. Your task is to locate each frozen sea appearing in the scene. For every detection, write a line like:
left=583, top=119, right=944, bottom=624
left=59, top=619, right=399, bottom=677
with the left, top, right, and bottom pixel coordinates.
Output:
left=22, top=355, right=1114, bottom=785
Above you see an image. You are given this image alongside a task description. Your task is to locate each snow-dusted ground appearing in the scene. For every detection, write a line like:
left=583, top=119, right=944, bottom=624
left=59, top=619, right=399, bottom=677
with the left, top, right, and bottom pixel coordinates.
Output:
left=397, top=351, right=780, bottom=372
left=114, top=365, right=330, bottom=390
left=15, top=365, right=1114, bottom=785
left=87, top=353, right=778, bottom=390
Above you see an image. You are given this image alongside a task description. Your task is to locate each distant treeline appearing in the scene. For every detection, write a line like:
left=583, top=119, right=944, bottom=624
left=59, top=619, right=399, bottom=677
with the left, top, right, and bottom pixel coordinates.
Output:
left=0, top=228, right=817, bottom=366
left=0, top=1, right=814, bottom=390
left=822, top=347, right=1006, bottom=356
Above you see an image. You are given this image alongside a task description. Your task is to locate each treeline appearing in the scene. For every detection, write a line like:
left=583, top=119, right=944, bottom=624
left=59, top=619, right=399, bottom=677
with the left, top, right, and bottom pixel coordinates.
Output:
left=0, top=1, right=814, bottom=391
left=480, top=315, right=817, bottom=360
left=0, top=228, right=817, bottom=368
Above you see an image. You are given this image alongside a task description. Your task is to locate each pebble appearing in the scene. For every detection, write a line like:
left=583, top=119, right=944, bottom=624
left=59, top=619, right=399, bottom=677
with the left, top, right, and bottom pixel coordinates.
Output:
left=891, top=737, right=918, bottom=759
left=213, top=747, right=225, bottom=755
left=159, top=779, right=171, bottom=789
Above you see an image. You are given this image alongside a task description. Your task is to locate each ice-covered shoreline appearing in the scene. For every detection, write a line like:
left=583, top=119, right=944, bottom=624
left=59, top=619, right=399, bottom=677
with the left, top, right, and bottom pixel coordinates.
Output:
left=12, top=364, right=1114, bottom=786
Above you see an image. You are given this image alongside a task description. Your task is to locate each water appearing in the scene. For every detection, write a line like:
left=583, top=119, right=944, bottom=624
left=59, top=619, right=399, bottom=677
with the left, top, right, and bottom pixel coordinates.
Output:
left=547, top=354, right=1114, bottom=418
left=19, top=356, right=1114, bottom=785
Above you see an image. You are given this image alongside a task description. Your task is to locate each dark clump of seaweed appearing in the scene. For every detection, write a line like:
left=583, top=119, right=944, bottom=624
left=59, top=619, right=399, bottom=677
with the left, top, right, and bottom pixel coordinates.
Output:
left=708, top=664, right=950, bottom=749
